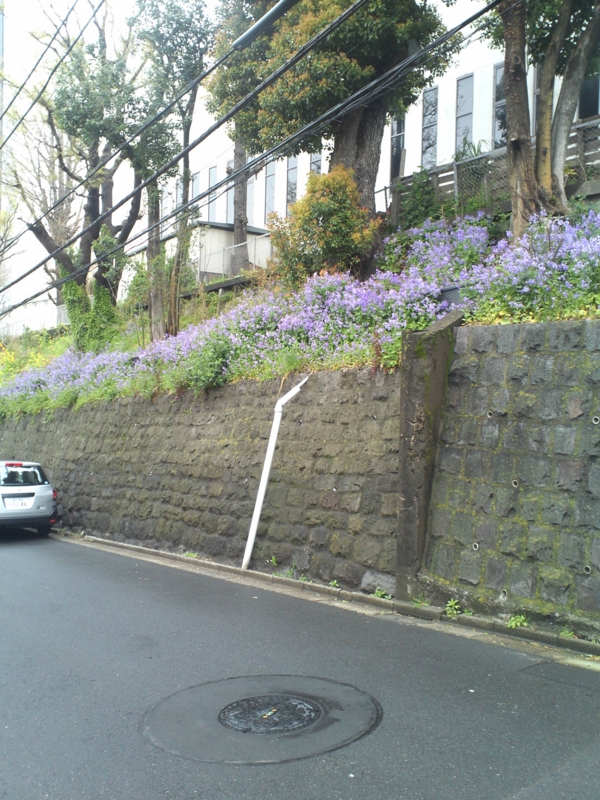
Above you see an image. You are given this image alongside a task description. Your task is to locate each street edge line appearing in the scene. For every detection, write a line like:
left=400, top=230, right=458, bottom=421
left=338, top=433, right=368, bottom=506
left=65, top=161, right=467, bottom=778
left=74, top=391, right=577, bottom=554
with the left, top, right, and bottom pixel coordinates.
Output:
left=51, top=532, right=600, bottom=657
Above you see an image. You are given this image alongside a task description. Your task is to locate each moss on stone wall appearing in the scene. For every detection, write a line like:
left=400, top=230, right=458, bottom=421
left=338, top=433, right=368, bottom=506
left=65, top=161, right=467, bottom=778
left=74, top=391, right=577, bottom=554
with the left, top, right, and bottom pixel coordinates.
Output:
left=426, top=320, right=600, bottom=619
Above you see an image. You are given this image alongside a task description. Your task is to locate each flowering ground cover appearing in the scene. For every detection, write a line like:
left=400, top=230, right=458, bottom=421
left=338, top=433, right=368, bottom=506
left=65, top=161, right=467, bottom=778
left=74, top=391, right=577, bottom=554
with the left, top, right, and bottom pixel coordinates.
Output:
left=1, top=210, right=599, bottom=418
left=462, top=210, right=600, bottom=323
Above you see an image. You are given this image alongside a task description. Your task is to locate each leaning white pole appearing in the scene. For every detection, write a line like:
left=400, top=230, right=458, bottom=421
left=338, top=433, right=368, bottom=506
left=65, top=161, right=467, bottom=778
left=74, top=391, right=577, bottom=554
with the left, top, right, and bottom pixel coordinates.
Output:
left=241, top=376, right=309, bottom=570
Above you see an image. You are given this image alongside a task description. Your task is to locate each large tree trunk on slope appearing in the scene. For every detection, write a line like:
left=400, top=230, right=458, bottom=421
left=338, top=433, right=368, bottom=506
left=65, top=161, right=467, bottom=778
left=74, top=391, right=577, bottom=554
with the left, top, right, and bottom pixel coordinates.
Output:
left=27, top=221, right=82, bottom=284
left=329, top=97, right=387, bottom=216
left=534, top=0, right=573, bottom=197
left=147, top=182, right=165, bottom=342
left=231, top=138, right=249, bottom=277
left=551, top=2, right=600, bottom=208
left=167, top=120, right=193, bottom=338
left=501, top=0, right=540, bottom=239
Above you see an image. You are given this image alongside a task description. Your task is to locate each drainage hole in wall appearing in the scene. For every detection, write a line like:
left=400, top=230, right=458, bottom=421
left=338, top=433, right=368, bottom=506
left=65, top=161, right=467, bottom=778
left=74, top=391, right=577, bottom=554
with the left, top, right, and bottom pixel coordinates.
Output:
left=486, top=411, right=494, bottom=418
left=512, top=480, right=519, bottom=488
left=501, top=590, right=508, bottom=600
left=593, top=416, right=600, bottom=425
left=472, top=542, right=480, bottom=551
left=584, top=565, right=592, bottom=575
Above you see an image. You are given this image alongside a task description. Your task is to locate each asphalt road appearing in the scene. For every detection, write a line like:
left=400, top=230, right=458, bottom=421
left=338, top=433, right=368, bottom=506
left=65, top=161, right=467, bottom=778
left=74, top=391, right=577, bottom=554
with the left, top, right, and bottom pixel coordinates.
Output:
left=1, top=532, right=600, bottom=800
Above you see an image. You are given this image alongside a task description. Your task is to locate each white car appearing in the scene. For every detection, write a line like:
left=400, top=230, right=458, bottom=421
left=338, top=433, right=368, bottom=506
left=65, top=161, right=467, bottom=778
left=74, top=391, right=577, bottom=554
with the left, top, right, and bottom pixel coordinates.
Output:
left=0, top=461, right=60, bottom=536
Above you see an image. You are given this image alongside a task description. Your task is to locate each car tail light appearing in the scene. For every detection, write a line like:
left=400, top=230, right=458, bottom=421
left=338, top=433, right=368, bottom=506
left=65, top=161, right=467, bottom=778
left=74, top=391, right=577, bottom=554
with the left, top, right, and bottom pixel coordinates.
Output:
left=52, top=489, right=57, bottom=501
left=6, top=462, right=23, bottom=467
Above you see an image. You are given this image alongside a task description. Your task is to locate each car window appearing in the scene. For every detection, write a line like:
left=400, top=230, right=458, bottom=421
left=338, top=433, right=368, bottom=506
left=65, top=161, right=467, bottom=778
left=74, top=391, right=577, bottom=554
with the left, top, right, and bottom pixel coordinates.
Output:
left=0, top=465, right=48, bottom=486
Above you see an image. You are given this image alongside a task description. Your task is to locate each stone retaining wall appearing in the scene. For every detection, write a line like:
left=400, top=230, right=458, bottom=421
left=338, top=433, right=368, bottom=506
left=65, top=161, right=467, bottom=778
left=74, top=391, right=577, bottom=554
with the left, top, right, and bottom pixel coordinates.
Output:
left=426, top=320, right=600, bottom=615
left=0, top=369, right=400, bottom=592
left=4, top=317, right=600, bottom=617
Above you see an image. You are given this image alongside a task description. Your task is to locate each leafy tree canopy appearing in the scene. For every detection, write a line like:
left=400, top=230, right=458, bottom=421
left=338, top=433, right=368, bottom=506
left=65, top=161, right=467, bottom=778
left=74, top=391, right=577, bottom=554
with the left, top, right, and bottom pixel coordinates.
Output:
left=53, top=38, right=137, bottom=153
left=484, top=0, right=599, bottom=75
left=134, top=0, right=213, bottom=105
left=206, top=0, right=274, bottom=147
left=207, top=0, right=452, bottom=155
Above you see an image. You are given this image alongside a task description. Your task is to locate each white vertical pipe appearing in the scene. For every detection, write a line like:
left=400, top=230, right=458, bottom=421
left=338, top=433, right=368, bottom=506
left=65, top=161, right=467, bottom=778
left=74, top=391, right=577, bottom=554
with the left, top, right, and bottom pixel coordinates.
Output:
left=241, top=376, right=308, bottom=570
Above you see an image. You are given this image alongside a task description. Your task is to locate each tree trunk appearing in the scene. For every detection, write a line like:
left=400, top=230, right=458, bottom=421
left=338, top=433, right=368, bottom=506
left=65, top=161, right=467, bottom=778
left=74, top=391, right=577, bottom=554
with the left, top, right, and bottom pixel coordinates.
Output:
left=535, top=0, right=573, bottom=195
left=231, top=137, right=248, bottom=276
left=168, top=91, right=199, bottom=337
left=167, top=127, right=191, bottom=337
left=80, top=145, right=101, bottom=284
left=28, top=221, right=82, bottom=283
left=147, top=181, right=165, bottom=341
left=551, top=2, right=600, bottom=208
left=93, top=169, right=144, bottom=303
left=501, top=0, right=539, bottom=239
left=330, top=96, right=388, bottom=216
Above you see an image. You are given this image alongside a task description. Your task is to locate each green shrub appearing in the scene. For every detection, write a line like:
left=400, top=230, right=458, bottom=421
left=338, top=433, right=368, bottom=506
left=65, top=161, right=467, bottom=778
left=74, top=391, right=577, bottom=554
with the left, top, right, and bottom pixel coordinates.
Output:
left=183, top=335, right=232, bottom=393
left=268, top=165, right=379, bottom=286
left=62, top=278, right=119, bottom=352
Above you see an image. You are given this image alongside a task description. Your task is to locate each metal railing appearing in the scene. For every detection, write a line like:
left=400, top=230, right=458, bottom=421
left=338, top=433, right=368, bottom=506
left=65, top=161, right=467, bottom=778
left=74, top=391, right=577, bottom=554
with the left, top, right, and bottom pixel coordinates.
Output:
left=392, top=117, right=600, bottom=212
left=199, top=233, right=273, bottom=280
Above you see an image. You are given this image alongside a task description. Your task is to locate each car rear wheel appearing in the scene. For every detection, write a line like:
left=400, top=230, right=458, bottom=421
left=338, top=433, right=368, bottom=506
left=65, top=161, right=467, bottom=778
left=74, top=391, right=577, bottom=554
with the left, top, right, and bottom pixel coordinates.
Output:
left=37, top=525, right=52, bottom=536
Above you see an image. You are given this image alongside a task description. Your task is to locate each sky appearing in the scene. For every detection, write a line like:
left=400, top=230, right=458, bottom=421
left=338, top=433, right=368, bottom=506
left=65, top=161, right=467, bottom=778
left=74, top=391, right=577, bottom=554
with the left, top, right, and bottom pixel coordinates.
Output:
left=3, top=0, right=138, bottom=86
left=2, top=0, right=485, bottom=88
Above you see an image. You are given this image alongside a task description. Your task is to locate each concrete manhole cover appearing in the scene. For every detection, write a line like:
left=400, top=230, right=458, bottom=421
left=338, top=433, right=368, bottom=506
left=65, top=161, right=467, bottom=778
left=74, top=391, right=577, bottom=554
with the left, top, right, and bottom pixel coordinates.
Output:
left=218, top=694, right=322, bottom=734
left=143, top=675, right=382, bottom=764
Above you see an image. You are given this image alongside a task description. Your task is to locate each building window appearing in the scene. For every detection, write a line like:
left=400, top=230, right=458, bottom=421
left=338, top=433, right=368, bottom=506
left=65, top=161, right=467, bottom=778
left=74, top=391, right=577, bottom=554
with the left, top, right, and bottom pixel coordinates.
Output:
left=390, top=116, right=405, bottom=180
left=455, top=75, right=473, bottom=154
left=422, top=87, right=438, bottom=168
left=247, top=173, right=255, bottom=227
left=175, top=178, right=183, bottom=208
left=493, top=64, right=507, bottom=149
left=286, top=156, right=298, bottom=215
left=579, top=73, right=599, bottom=119
left=191, top=172, right=200, bottom=199
left=208, top=166, right=217, bottom=222
left=265, top=162, right=276, bottom=221
left=310, top=152, right=322, bottom=174
left=226, top=159, right=234, bottom=224
left=160, top=187, right=172, bottom=235
left=160, top=187, right=170, bottom=220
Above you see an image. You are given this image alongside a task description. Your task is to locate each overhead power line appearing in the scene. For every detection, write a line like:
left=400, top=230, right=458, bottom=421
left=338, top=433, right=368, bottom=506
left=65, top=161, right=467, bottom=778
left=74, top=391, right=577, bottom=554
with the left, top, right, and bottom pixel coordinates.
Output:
left=0, top=0, right=107, bottom=152
left=0, top=0, right=304, bottom=262
left=0, top=0, right=372, bottom=295
left=0, top=0, right=81, bottom=127
left=232, top=0, right=301, bottom=50
left=0, top=0, right=513, bottom=319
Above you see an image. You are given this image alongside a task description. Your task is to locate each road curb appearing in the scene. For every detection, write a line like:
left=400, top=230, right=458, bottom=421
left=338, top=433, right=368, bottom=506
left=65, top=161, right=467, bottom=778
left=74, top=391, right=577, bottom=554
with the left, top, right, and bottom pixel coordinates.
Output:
left=54, top=533, right=600, bottom=657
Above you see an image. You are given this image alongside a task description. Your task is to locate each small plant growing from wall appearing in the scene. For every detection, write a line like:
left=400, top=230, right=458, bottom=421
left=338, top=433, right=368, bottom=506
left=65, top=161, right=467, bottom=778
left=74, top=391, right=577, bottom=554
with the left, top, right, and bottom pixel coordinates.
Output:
left=372, top=587, right=392, bottom=600
left=445, top=599, right=462, bottom=619
left=507, top=615, right=529, bottom=629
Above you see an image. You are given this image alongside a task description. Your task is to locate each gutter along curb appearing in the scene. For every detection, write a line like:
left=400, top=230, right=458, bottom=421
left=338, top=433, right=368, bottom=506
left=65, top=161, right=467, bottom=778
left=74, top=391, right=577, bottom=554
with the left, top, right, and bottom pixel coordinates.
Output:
left=55, top=533, right=600, bottom=657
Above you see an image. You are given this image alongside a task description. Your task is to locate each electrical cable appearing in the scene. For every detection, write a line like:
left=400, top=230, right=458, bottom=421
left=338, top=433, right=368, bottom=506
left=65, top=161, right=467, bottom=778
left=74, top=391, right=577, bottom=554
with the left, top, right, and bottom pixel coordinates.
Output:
left=0, top=0, right=81, bottom=126
left=0, top=0, right=305, bottom=261
left=0, top=0, right=514, bottom=318
left=0, top=0, right=374, bottom=293
left=0, top=0, right=107, bottom=152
